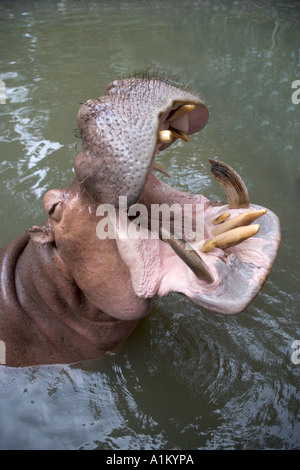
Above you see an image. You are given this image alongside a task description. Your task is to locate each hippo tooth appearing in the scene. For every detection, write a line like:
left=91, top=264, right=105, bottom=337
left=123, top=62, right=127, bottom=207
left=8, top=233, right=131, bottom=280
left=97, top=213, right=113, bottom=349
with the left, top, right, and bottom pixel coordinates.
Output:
left=153, top=162, right=171, bottom=178
left=157, top=129, right=174, bottom=143
left=169, top=127, right=190, bottom=142
left=200, top=239, right=217, bottom=253
left=212, top=212, right=231, bottom=225
left=209, top=159, right=249, bottom=209
left=166, top=104, right=196, bottom=122
left=201, top=224, right=260, bottom=253
left=212, top=209, right=267, bottom=236
left=161, top=227, right=213, bottom=284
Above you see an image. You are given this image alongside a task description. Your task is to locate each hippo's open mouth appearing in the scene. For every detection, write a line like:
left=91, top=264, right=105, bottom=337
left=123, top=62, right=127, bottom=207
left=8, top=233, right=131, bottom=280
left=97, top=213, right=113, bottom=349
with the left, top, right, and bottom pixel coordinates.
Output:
left=75, top=76, right=281, bottom=315
left=0, top=75, right=282, bottom=368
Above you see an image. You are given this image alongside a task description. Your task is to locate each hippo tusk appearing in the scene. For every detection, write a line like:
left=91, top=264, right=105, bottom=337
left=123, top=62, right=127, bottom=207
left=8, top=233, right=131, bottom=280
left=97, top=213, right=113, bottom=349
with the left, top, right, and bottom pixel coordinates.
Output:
left=157, top=130, right=174, bottom=144
left=161, top=227, right=213, bottom=283
left=209, top=159, right=249, bottom=209
left=212, top=212, right=231, bottom=225
left=166, top=104, right=196, bottom=122
left=199, top=239, right=217, bottom=253
left=201, top=224, right=260, bottom=253
left=169, top=127, right=190, bottom=142
left=211, top=208, right=267, bottom=236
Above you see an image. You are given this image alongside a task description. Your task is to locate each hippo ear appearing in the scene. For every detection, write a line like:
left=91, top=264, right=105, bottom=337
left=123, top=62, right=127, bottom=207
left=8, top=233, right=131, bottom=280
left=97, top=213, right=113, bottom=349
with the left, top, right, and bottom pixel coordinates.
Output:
left=28, top=220, right=55, bottom=244
left=28, top=190, right=66, bottom=244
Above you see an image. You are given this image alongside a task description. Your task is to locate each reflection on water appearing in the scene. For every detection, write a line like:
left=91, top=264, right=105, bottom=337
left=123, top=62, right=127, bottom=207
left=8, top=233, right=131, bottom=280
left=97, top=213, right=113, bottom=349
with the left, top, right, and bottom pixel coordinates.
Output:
left=0, top=0, right=299, bottom=450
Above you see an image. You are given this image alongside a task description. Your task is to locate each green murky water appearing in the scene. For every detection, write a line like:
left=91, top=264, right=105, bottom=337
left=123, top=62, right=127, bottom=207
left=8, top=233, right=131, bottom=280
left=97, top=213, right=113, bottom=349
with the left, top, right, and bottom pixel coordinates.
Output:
left=0, top=0, right=299, bottom=450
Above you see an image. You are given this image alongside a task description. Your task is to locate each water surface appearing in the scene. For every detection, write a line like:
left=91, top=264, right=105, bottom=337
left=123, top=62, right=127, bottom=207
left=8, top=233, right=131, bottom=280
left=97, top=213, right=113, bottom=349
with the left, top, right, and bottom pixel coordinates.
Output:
left=0, top=0, right=299, bottom=450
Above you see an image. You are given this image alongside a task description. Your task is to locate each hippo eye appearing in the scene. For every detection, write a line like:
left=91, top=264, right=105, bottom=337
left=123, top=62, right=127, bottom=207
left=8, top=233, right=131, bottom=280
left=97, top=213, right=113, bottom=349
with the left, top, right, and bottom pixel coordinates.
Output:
left=48, top=202, right=63, bottom=222
left=47, top=202, right=57, bottom=215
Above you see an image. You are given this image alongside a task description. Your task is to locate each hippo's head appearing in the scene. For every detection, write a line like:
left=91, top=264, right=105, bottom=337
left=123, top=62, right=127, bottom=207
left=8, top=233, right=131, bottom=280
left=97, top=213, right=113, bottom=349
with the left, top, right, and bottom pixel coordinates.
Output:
left=31, top=74, right=281, bottom=320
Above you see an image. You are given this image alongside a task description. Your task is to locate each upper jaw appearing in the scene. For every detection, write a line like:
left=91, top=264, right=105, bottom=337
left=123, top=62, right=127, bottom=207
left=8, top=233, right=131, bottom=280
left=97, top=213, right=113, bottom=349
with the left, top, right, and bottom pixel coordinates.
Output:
left=74, top=77, right=208, bottom=208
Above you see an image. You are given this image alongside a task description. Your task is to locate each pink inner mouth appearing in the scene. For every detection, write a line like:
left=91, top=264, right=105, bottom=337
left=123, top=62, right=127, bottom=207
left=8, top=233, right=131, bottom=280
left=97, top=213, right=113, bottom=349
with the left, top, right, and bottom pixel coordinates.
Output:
left=115, top=168, right=281, bottom=316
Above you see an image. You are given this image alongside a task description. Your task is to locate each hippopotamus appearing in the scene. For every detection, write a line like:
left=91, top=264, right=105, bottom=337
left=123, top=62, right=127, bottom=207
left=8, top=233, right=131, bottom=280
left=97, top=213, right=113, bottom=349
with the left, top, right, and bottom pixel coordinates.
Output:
left=0, top=74, right=281, bottom=367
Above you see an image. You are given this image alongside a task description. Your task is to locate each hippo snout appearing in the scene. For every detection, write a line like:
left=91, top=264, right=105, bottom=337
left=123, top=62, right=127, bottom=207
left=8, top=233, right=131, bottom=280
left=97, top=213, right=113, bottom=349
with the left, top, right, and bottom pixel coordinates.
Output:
left=74, top=76, right=208, bottom=208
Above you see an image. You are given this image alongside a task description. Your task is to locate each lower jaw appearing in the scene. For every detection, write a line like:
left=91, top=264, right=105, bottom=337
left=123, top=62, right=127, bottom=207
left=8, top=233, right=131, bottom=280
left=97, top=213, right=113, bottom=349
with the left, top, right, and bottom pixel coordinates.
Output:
left=114, top=157, right=280, bottom=315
